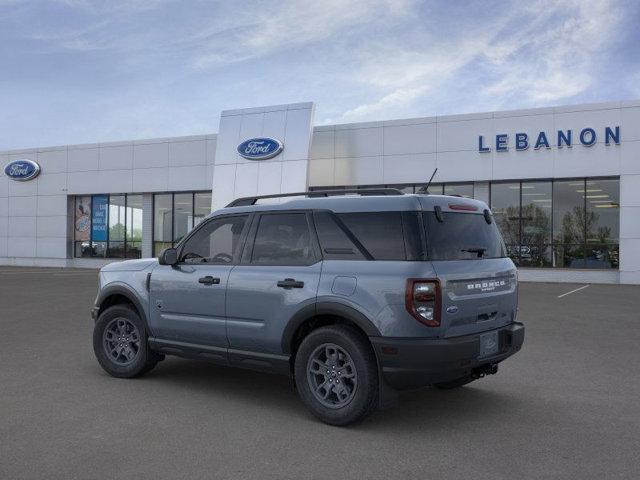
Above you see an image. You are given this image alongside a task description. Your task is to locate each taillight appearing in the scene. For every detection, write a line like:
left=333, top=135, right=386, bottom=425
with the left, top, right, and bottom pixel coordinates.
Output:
left=405, top=279, right=441, bottom=327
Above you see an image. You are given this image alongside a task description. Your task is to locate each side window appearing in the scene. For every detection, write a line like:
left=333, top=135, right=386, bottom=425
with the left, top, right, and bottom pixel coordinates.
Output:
left=337, top=212, right=407, bottom=260
left=180, top=215, right=248, bottom=264
left=251, top=213, right=315, bottom=266
left=313, top=211, right=366, bottom=260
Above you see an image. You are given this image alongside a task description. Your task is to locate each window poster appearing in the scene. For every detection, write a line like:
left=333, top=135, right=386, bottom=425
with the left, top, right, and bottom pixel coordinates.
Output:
left=74, top=196, right=91, bottom=242
left=91, top=195, right=108, bottom=242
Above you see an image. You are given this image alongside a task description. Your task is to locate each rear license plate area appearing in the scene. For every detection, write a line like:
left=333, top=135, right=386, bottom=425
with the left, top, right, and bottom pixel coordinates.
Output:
left=479, top=331, right=499, bottom=358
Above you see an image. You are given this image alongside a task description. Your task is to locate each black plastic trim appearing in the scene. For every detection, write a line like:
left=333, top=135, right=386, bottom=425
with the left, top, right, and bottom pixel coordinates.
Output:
left=94, top=284, right=151, bottom=333
left=281, top=301, right=381, bottom=354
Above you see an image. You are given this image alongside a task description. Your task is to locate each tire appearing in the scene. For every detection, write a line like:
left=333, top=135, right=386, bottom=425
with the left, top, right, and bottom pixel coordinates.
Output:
left=434, top=375, right=475, bottom=390
left=93, top=304, right=160, bottom=378
left=294, top=325, right=378, bottom=426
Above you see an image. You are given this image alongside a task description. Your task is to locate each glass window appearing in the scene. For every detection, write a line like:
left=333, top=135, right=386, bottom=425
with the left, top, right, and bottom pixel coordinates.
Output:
left=520, top=181, right=552, bottom=267
left=194, top=192, right=212, bottom=227
left=126, top=195, right=143, bottom=259
left=153, top=191, right=214, bottom=256
left=424, top=212, right=506, bottom=260
left=154, top=194, right=172, bottom=255
left=313, top=211, right=366, bottom=260
left=585, top=179, right=619, bottom=269
left=553, top=180, right=586, bottom=268
left=173, top=193, right=193, bottom=244
left=490, top=182, right=521, bottom=264
left=444, top=183, right=474, bottom=198
left=74, top=196, right=92, bottom=257
left=107, top=195, right=125, bottom=258
left=180, top=215, right=248, bottom=264
left=251, top=213, right=314, bottom=265
left=337, top=212, right=406, bottom=260
left=74, top=193, right=145, bottom=259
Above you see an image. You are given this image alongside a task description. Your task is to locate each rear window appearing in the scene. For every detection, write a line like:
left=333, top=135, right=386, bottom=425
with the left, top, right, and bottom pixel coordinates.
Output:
left=424, top=212, right=507, bottom=260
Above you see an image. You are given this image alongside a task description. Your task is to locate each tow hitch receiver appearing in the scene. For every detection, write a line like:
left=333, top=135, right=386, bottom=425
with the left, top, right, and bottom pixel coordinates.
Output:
left=472, top=364, right=498, bottom=379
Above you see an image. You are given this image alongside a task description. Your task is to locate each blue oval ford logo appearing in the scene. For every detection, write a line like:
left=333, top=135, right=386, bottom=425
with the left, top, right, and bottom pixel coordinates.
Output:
left=446, top=305, right=459, bottom=314
left=237, top=137, right=283, bottom=160
left=4, top=159, right=41, bottom=181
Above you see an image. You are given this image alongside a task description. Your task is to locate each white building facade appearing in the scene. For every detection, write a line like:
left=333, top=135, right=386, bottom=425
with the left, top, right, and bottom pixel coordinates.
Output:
left=1, top=100, right=639, bottom=284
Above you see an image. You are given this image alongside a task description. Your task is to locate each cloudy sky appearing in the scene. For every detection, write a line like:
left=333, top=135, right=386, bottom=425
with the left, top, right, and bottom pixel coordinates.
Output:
left=1, top=0, right=638, bottom=150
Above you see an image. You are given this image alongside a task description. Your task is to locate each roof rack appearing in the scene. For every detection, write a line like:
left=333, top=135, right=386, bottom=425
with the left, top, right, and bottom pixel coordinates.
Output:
left=225, top=188, right=404, bottom=208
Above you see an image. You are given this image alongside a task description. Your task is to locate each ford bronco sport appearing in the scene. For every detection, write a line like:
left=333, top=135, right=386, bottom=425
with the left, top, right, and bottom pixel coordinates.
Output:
left=92, top=189, right=524, bottom=425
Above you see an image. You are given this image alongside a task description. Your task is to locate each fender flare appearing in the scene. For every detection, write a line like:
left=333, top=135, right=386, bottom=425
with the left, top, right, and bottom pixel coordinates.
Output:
left=95, top=283, right=151, bottom=332
left=281, top=301, right=381, bottom=354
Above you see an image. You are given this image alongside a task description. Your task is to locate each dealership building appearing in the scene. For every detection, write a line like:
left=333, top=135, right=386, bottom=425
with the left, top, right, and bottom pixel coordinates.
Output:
left=1, top=100, right=639, bottom=284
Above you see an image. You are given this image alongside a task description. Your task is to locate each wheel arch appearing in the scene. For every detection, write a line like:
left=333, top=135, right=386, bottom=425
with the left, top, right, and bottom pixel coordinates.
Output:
left=96, top=284, right=150, bottom=332
left=282, top=302, right=381, bottom=356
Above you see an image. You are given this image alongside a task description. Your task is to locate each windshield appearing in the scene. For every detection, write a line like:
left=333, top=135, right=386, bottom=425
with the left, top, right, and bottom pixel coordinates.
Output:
left=424, top=211, right=507, bottom=260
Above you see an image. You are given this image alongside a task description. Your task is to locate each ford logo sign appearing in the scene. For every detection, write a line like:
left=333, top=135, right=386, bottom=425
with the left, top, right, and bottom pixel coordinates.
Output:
left=237, top=137, right=283, bottom=160
left=4, top=159, right=41, bottom=181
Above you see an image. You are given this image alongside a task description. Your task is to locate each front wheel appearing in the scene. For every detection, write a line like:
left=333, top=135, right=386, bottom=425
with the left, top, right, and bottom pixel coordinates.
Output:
left=93, top=304, right=160, bottom=378
left=294, top=325, right=378, bottom=426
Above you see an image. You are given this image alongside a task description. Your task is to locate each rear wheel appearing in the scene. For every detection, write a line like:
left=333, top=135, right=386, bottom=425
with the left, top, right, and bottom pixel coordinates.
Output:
left=93, top=304, right=160, bottom=378
left=434, top=375, right=475, bottom=389
left=294, top=325, right=378, bottom=426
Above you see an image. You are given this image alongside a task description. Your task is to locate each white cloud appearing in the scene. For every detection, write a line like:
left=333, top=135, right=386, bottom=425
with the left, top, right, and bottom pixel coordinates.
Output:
left=334, top=0, right=625, bottom=122
left=482, top=0, right=621, bottom=105
left=191, top=0, right=415, bottom=69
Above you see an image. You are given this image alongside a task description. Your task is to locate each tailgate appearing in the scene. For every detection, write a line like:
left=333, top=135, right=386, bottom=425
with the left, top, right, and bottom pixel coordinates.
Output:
left=431, top=258, right=517, bottom=338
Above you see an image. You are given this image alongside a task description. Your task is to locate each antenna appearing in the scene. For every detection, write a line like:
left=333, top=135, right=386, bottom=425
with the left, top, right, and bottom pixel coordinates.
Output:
left=424, top=168, right=438, bottom=193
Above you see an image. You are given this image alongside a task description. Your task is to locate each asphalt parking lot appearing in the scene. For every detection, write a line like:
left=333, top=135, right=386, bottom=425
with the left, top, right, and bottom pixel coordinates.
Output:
left=1, top=267, right=639, bottom=479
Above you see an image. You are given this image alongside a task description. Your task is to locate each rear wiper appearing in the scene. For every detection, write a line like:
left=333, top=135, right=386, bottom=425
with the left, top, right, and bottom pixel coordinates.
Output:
left=461, top=247, right=487, bottom=258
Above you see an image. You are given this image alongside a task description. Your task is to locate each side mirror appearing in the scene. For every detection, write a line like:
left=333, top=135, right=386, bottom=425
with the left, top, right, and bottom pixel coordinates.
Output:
left=158, top=247, right=178, bottom=266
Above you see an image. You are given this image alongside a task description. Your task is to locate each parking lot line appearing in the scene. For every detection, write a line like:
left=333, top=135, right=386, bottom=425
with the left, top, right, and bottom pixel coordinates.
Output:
left=557, top=284, right=590, bottom=298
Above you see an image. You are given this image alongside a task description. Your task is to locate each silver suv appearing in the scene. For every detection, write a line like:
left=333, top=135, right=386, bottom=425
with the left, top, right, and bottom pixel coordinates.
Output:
left=91, top=189, right=524, bottom=425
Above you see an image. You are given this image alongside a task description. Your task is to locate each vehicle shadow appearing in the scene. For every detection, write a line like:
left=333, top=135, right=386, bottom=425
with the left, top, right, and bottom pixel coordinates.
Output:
left=134, top=357, right=523, bottom=432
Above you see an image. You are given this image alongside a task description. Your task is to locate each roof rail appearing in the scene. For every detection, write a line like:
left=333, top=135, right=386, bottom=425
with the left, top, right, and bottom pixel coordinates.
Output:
left=225, top=188, right=404, bottom=208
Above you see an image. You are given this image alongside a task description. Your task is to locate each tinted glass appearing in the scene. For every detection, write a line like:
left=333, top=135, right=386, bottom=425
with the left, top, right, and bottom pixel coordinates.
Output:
left=251, top=213, right=314, bottom=265
left=585, top=179, right=619, bottom=244
left=520, top=181, right=552, bottom=267
left=313, top=211, right=366, bottom=260
left=108, top=195, right=125, bottom=258
left=173, top=193, right=193, bottom=243
left=126, top=195, right=143, bottom=259
left=154, top=194, right=172, bottom=243
left=585, top=179, right=619, bottom=269
left=194, top=192, right=212, bottom=227
left=337, top=212, right=406, bottom=260
left=553, top=180, right=586, bottom=268
left=181, top=215, right=248, bottom=264
left=424, top=212, right=506, bottom=260
left=491, top=182, right=520, bottom=263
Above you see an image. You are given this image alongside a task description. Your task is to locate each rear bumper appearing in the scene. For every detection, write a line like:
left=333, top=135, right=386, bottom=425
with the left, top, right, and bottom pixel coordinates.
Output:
left=370, top=322, right=525, bottom=390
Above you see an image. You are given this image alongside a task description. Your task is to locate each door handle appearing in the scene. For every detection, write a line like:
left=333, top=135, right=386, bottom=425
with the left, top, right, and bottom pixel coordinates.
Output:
left=277, top=278, right=304, bottom=289
left=198, top=276, right=220, bottom=285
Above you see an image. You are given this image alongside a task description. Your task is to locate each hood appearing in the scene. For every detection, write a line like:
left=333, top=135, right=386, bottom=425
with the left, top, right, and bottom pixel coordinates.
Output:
left=100, top=258, right=158, bottom=272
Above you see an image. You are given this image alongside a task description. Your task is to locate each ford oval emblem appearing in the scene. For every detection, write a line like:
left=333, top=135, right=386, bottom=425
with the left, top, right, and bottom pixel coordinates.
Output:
left=237, top=137, right=283, bottom=160
left=446, top=305, right=459, bottom=314
left=4, top=159, right=41, bottom=182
